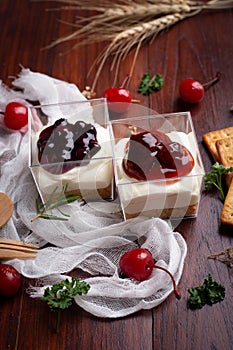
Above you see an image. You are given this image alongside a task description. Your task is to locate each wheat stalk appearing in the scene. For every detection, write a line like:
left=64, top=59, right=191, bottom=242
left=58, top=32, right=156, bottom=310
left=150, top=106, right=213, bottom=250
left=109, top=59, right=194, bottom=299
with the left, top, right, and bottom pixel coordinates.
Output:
left=43, top=1, right=193, bottom=48
left=91, top=12, right=191, bottom=89
left=38, top=0, right=233, bottom=49
left=34, top=0, right=233, bottom=90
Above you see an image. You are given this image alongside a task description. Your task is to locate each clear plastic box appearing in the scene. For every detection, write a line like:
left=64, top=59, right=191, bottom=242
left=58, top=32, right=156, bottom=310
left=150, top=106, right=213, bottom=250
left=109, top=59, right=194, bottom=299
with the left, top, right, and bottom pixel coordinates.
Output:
left=28, top=99, right=114, bottom=204
left=109, top=112, right=205, bottom=220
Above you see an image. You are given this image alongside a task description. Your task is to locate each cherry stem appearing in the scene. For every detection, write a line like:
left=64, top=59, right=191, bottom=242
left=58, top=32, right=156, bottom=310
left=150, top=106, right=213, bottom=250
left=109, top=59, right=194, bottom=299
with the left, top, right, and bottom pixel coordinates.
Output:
left=202, top=72, right=221, bottom=90
left=120, top=75, right=131, bottom=89
left=149, top=264, right=181, bottom=300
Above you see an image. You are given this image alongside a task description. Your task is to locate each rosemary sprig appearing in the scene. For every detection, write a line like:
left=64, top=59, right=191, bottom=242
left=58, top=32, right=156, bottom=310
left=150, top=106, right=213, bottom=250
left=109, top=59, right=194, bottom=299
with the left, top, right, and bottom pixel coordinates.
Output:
left=31, top=185, right=80, bottom=222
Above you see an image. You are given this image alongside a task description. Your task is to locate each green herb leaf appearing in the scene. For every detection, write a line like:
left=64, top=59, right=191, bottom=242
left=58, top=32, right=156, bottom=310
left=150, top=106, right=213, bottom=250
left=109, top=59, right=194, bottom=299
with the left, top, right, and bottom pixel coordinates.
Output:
left=43, top=277, right=90, bottom=311
left=188, top=274, right=225, bottom=309
left=138, top=73, right=164, bottom=96
left=204, top=162, right=233, bottom=200
left=43, top=277, right=90, bottom=333
left=31, top=186, right=80, bottom=222
left=37, top=214, right=69, bottom=221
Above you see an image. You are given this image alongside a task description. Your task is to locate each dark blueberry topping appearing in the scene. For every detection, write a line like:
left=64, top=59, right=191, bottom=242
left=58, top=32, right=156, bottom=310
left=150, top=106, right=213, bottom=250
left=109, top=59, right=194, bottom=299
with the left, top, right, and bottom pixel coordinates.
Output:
left=37, top=118, right=101, bottom=174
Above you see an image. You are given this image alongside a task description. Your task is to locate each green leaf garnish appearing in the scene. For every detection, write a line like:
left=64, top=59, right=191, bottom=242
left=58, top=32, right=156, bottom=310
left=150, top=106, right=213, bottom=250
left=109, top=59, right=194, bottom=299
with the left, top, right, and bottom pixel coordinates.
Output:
left=138, top=73, right=164, bottom=96
left=188, top=274, right=225, bottom=309
left=204, top=162, right=233, bottom=200
left=31, top=185, right=80, bottom=222
left=43, top=277, right=90, bottom=333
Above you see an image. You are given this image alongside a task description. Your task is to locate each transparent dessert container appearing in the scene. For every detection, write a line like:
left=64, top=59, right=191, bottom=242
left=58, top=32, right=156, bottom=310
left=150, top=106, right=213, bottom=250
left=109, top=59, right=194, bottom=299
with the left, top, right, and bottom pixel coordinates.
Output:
left=109, top=111, right=205, bottom=221
left=28, top=98, right=115, bottom=205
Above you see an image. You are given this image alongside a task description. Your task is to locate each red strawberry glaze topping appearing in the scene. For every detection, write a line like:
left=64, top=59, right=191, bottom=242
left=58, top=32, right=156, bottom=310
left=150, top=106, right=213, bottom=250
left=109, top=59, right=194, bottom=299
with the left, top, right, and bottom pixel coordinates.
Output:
left=122, top=130, right=194, bottom=181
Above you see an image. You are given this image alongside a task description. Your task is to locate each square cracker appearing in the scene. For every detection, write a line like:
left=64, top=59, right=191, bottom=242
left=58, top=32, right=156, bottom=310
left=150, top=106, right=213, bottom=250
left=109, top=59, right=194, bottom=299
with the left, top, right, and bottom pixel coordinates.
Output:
left=220, top=179, right=233, bottom=225
left=203, top=126, right=233, bottom=162
left=216, top=136, right=233, bottom=187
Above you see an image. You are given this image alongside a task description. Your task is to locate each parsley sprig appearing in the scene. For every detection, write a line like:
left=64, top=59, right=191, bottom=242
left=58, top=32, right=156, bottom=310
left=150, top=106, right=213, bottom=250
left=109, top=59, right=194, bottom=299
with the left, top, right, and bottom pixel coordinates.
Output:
left=43, top=277, right=90, bottom=333
left=31, top=185, right=80, bottom=222
left=188, top=274, right=225, bottom=309
left=138, top=73, right=164, bottom=96
left=204, top=162, right=233, bottom=200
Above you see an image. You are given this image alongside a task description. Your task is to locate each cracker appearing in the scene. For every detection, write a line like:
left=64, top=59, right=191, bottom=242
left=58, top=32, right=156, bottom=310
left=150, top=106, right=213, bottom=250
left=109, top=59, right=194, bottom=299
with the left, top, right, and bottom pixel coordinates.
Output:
left=220, top=180, right=233, bottom=226
left=216, top=137, right=233, bottom=167
left=203, top=126, right=233, bottom=162
left=216, top=136, right=233, bottom=187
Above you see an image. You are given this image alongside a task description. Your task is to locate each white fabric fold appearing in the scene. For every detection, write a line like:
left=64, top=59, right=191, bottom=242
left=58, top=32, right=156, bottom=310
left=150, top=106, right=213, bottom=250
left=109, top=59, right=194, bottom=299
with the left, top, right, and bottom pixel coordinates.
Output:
left=0, top=68, right=187, bottom=318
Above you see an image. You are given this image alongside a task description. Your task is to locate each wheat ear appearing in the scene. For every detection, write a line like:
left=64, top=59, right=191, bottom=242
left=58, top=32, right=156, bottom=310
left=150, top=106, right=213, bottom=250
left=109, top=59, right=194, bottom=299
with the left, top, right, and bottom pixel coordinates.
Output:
left=91, top=12, right=192, bottom=90
left=34, top=0, right=233, bottom=89
left=43, top=2, right=193, bottom=49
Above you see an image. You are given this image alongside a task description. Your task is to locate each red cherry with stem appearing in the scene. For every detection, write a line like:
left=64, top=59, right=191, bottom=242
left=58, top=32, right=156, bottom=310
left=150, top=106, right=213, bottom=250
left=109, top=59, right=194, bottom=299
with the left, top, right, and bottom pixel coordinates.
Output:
left=4, top=101, right=28, bottom=130
left=179, top=72, right=221, bottom=104
left=179, top=79, right=204, bottom=104
left=119, top=247, right=181, bottom=299
left=0, top=264, right=22, bottom=297
left=103, top=75, right=132, bottom=113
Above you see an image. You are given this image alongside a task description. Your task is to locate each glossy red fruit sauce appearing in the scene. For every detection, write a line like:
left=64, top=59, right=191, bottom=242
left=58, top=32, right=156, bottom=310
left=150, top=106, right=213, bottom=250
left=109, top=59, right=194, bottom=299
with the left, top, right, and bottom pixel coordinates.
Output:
left=122, top=130, right=194, bottom=181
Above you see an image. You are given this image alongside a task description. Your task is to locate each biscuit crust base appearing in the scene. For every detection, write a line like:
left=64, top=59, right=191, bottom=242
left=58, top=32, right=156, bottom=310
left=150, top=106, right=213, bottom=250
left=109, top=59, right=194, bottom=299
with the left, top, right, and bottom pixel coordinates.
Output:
left=65, top=184, right=113, bottom=201
left=123, top=203, right=198, bottom=220
left=61, top=186, right=198, bottom=221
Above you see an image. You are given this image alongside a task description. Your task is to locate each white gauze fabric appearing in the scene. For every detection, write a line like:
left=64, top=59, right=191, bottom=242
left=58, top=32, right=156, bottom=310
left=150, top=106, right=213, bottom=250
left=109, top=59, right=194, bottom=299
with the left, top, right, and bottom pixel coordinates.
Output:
left=0, top=68, right=187, bottom=318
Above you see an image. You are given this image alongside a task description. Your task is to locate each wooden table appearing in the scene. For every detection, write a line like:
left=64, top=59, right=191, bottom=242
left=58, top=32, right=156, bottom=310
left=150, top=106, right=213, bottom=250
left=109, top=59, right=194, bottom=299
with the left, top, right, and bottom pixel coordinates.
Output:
left=0, top=1, right=233, bottom=349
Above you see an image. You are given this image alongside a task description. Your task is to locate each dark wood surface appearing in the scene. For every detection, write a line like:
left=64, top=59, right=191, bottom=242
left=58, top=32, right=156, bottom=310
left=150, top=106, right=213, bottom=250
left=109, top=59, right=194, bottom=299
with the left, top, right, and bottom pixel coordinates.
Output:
left=0, top=1, right=233, bottom=349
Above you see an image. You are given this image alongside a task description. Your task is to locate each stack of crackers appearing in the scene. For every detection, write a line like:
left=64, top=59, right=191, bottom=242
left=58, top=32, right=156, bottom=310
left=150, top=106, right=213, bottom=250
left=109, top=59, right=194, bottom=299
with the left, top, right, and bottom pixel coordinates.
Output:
left=203, top=126, right=233, bottom=225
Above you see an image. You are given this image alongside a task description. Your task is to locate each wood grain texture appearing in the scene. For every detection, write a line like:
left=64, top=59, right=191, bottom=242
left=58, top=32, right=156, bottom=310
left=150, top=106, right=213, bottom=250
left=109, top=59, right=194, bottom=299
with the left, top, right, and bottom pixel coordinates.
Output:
left=0, top=192, right=14, bottom=228
left=0, top=1, right=233, bottom=350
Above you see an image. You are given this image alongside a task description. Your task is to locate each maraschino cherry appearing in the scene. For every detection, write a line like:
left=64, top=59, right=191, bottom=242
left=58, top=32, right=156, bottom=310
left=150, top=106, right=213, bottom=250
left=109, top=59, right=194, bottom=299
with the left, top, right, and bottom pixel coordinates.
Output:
left=4, top=101, right=28, bottom=130
left=179, top=72, right=221, bottom=104
left=0, top=264, right=22, bottom=297
left=103, top=75, right=132, bottom=113
left=119, top=248, right=181, bottom=299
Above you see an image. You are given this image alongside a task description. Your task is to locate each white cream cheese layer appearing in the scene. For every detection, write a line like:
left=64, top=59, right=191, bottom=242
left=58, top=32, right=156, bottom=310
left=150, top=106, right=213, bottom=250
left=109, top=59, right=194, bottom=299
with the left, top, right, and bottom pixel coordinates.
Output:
left=114, top=131, right=204, bottom=216
left=33, top=123, right=113, bottom=200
